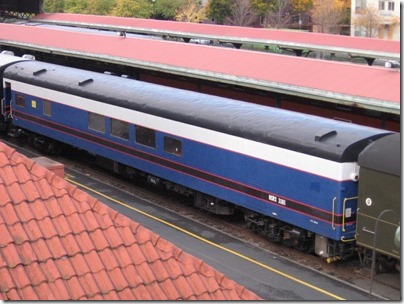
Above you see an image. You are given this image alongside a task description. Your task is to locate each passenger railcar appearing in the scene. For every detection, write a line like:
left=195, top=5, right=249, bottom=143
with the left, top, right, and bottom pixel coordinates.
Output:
left=0, top=53, right=397, bottom=262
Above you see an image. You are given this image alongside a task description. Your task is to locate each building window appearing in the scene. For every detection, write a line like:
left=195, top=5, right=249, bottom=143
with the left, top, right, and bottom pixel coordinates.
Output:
left=135, top=126, right=155, bottom=148
left=356, top=0, right=367, bottom=12
left=164, top=137, right=182, bottom=156
left=379, top=1, right=385, bottom=9
left=388, top=1, right=394, bottom=10
left=15, top=94, right=25, bottom=107
left=88, top=112, right=106, bottom=133
left=43, top=100, right=52, bottom=116
left=111, top=118, right=129, bottom=140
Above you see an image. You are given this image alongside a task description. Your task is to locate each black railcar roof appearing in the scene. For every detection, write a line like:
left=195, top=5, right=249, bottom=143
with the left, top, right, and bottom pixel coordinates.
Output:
left=358, top=133, right=401, bottom=176
left=4, top=60, right=394, bottom=162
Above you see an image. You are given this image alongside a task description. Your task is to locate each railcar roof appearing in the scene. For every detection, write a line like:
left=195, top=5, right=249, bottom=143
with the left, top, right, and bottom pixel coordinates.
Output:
left=358, top=133, right=401, bottom=176
left=5, top=60, right=394, bottom=162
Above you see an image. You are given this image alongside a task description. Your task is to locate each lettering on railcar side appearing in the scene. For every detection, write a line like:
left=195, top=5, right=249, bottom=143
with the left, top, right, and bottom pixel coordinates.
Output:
left=268, top=195, right=287, bottom=206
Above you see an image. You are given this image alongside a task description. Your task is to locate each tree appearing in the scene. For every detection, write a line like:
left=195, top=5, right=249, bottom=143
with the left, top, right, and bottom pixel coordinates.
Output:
left=310, top=0, right=344, bottom=33
left=112, top=0, right=153, bottom=18
left=87, top=0, right=116, bottom=15
left=175, top=0, right=206, bottom=22
left=226, top=0, right=259, bottom=26
left=352, top=5, right=383, bottom=38
left=63, top=0, right=89, bottom=13
left=265, top=0, right=292, bottom=29
left=153, top=0, right=187, bottom=20
left=43, top=0, right=65, bottom=13
left=206, top=0, right=232, bottom=24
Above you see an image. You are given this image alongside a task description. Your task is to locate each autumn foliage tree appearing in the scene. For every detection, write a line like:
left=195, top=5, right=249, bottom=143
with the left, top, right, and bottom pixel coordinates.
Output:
left=352, top=5, right=383, bottom=37
left=226, top=0, right=258, bottom=26
left=174, top=0, right=206, bottom=22
left=310, top=0, right=345, bottom=33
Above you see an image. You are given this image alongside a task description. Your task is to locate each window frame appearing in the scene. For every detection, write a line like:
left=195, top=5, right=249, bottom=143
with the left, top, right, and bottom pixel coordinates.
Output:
left=111, top=118, right=130, bottom=140
left=88, top=112, right=106, bottom=133
left=135, top=125, right=156, bottom=149
left=43, top=100, right=52, bottom=116
left=164, top=136, right=182, bottom=156
left=15, top=94, right=25, bottom=108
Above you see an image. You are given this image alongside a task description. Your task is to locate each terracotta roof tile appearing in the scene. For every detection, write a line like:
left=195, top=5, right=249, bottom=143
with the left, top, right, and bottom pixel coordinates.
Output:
left=0, top=266, right=14, bottom=292
left=53, top=216, right=73, bottom=238
left=47, top=279, right=70, bottom=299
left=1, top=201, right=20, bottom=226
left=24, top=262, right=47, bottom=287
left=75, top=231, right=96, bottom=253
left=17, top=285, right=38, bottom=300
left=104, top=225, right=125, bottom=248
left=22, top=220, right=44, bottom=242
left=28, top=199, right=50, bottom=221
left=85, top=250, right=106, bottom=274
left=40, top=259, right=62, bottom=282
left=13, top=201, right=35, bottom=223
left=131, top=284, right=153, bottom=300
left=53, top=258, right=74, bottom=281
left=34, top=281, right=57, bottom=300
left=111, top=244, right=133, bottom=268
left=82, top=210, right=103, bottom=232
left=121, top=264, right=143, bottom=287
left=97, top=248, right=119, bottom=271
left=2, top=243, right=22, bottom=268
left=14, top=241, right=36, bottom=266
left=65, top=276, right=87, bottom=299
left=45, top=197, right=64, bottom=218
left=46, top=236, right=68, bottom=260
left=0, top=223, right=14, bottom=248
left=70, top=253, right=91, bottom=276
left=0, top=184, right=12, bottom=207
left=92, top=269, right=115, bottom=294
left=9, top=265, right=31, bottom=290
left=64, top=212, right=87, bottom=235
left=107, top=267, right=130, bottom=291
left=78, top=273, right=99, bottom=298
left=0, top=142, right=261, bottom=300
left=10, top=229, right=31, bottom=252
left=5, top=287, right=21, bottom=300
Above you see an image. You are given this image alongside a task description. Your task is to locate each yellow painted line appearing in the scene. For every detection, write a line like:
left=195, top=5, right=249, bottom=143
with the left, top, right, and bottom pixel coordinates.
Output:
left=67, top=177, right=345, bottom=301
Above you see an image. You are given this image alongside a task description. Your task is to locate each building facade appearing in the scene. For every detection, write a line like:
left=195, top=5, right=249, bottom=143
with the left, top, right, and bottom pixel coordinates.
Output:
left=351, top=0, right=400, bottom=40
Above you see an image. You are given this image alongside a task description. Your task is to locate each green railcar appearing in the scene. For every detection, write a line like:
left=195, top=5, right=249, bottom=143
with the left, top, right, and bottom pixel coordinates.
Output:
left=356, top=133, right=400, bottom=270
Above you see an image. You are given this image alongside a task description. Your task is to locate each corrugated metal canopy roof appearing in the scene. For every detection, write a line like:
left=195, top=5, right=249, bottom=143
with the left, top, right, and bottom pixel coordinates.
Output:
left=32, top=13, right=400, bottom=60
left=0, top=23, right=400, bottom=115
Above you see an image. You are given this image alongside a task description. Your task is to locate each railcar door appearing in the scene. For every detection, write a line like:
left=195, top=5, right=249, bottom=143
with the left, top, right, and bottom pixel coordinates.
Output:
left=1, top=81, right=12, bottom=122
left=341, top=196, right=358, bottom=237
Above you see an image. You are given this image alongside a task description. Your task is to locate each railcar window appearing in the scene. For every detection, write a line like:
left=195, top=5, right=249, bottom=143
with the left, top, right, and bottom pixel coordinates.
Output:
left=88, top=112, right=106, bottom=133
left=43, top=100, right=52, bottom=116
left=15, top=94, right=25, bottom=107
left=135, top=126, right=155, bottom=148
left=111, top=118, right=129, bottom=140
left=164, top=137, right=182, bottom=156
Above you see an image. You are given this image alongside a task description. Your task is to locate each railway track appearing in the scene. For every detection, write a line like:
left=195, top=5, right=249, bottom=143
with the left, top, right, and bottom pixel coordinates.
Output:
left=2, top=136, right=400, bottom=298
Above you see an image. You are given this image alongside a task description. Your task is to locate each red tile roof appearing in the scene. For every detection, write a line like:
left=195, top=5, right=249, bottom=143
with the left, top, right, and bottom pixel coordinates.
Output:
left=0, top=141, right=261, bottom=300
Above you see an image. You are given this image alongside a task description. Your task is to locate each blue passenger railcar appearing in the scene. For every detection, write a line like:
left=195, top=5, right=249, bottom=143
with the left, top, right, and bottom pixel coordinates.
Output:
left=2, top=58, right=393, bottom=260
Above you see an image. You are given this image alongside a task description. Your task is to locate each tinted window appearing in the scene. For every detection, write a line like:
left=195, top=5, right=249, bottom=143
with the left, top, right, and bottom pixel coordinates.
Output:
left=88, top=112, right=106, bottom=133
left=43, top=100, right=52, bottom=116
left=135, top=126, right=155, bottom=148
left=164, top=137, right=182, bottom=156
left=16, top=94, right=25, bottom=107
left=111, top=118, right=129, bottom=140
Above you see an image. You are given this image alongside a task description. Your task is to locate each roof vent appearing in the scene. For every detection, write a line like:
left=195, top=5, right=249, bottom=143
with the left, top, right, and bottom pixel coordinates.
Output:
left=78, top=78, right=94, bottom=86
left=315, top=130, right=337, bottom=142
left=33, top=68, right=47, bottom=76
